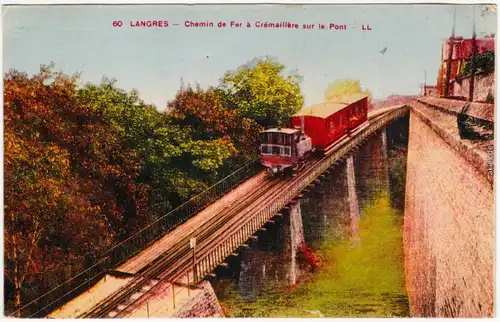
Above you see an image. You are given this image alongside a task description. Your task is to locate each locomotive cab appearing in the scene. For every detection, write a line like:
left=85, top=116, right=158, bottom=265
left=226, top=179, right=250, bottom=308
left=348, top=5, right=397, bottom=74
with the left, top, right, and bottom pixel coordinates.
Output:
left=259, top=128, right=312, bottom=174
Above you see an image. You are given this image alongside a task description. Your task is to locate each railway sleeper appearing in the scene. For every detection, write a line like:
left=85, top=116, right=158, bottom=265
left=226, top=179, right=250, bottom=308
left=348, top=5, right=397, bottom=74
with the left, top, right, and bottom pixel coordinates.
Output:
left=108, top=311, right=119, bottom=318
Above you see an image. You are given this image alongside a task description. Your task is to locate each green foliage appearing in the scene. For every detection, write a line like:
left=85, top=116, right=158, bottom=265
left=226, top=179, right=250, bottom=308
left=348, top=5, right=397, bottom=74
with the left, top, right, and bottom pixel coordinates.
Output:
left=78, top=80, right=237, bottom=216
left=459, top=50, right=495, bottom=77
left=219, top=57, right=304, bottom=128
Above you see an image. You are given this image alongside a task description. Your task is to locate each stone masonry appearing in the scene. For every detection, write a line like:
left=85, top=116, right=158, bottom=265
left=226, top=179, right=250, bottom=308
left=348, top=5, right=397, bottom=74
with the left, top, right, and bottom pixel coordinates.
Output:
left=404, top=100, right=494, bottom=317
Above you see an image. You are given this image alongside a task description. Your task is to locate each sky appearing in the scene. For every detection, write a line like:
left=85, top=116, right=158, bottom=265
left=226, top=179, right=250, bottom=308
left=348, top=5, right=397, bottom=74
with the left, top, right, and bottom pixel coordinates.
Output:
left=2, top=4, right=497, bottom=110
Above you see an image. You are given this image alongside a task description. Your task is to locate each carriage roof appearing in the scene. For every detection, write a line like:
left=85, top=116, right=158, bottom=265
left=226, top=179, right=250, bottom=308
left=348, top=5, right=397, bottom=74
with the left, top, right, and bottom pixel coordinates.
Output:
left=292, top=93, right=368, bottom=119
left=260, top=128, right=300, bottom=135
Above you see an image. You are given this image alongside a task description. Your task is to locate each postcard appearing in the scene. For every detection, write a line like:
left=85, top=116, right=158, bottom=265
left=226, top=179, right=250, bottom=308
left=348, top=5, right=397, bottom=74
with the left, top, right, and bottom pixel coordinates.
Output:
left=2, top=2, right=496, bottom=319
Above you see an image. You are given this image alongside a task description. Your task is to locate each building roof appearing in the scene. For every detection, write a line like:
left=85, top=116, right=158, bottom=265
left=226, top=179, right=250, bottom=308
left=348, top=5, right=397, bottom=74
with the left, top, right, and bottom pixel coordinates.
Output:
left=293, top=93, right=368, bottom=119
left=261, top=128, right=300, bottom=134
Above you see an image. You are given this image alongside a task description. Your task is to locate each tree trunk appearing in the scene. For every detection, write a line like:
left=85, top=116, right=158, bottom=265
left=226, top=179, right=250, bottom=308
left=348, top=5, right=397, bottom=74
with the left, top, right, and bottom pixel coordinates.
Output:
left=11, top=215, right=21, bottom=317
left=14, top=282, right=22, bottom=317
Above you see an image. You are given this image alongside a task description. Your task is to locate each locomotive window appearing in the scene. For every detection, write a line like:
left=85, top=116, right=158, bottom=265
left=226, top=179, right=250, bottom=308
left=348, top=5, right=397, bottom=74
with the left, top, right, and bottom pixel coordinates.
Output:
left=283, top=147, right=291, bottom=156
left=270, top=132, right=280, bottom=145
left=261, top=145, right=270, bottom=154
left=264, top=133, right=270, bottom=144
left=272, top=146, right=280, bottom=155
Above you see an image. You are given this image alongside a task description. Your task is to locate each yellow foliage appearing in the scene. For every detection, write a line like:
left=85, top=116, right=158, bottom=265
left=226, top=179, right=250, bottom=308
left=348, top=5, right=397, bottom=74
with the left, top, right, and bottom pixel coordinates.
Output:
left=324, top=79, right=372, bottom=104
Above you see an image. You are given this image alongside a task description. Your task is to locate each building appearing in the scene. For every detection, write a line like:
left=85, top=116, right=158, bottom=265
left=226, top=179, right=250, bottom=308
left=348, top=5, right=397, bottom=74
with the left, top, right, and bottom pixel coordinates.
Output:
left=436, top=35, right=495, bottom=97
left=423, top=85, right=437, bottom=96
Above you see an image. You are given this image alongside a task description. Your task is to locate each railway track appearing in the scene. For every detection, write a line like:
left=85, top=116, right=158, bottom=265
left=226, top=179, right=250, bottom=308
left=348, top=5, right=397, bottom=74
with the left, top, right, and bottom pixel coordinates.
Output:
left=77, top=158, right=321, bottom=318
left=76, top=108, right=404, bottom=318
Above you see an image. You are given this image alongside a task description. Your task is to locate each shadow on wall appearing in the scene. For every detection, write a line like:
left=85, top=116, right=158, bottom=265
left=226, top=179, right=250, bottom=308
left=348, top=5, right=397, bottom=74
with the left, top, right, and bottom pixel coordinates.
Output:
left=457, top=103, right=494, bottom=141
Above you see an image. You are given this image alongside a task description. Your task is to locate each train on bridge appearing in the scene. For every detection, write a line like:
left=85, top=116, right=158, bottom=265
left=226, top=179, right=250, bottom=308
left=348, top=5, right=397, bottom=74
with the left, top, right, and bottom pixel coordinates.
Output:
left=259, top=93, right=369, bottom=174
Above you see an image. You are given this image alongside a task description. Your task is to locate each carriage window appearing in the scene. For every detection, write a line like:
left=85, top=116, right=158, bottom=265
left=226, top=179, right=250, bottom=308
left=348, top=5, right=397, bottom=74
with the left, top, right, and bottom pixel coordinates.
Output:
left=283, top=147, right=291, bottom=156
left=272, top=146, right=280, bottom=155
left=339, top=115, right=343, bottom=127
left=330, top=120, right=335, bottom=131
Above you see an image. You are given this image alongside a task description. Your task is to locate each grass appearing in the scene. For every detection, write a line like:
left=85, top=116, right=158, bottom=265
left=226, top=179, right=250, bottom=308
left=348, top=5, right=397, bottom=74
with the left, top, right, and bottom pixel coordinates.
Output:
left=217, top=192, right=409, bottom=317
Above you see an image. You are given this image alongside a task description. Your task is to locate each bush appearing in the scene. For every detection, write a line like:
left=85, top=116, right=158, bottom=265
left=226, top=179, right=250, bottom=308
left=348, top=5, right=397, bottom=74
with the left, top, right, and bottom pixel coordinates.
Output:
left=459, top=50, right=495, bottom=77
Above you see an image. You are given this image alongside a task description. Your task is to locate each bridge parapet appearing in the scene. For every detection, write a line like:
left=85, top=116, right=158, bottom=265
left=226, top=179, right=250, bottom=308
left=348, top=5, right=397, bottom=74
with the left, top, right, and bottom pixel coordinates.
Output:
left=417, top=96, right=494, bottom=123
left=411, top=98, right=493, bottom=186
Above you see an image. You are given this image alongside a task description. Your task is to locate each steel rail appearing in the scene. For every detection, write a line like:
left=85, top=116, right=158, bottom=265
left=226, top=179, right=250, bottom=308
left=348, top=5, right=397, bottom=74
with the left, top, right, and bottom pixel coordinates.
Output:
left=112, top=162, right=321, bottom=317
left=82, top=157, right=323, bottom=318
left=76, top=176, right=290, bottom=318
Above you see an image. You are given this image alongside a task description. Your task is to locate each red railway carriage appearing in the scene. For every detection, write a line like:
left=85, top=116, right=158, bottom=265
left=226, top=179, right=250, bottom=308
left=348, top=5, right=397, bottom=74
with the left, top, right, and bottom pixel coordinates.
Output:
left=290, top=93, right=368, bottom=152
left=259, top=93, right=368, bottom=174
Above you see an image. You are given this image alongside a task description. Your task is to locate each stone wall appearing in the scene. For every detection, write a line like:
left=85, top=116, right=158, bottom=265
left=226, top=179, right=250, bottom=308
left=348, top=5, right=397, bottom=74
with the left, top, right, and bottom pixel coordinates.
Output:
left=403, top=110, right=494, bottom=317
left=453, top=72, right=495, bottom=102
left=174, top=280, right=225, bottom=318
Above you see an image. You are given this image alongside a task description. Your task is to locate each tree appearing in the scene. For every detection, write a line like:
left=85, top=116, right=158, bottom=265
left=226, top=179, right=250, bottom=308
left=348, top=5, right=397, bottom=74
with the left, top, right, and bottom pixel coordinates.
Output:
left=4, top=66, right=113, bottom=314
left=219, top=57, right=303, bottom=128
left=167, top=85, right=262, bottom=160
left=324, top=79, right=372, bottom=103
